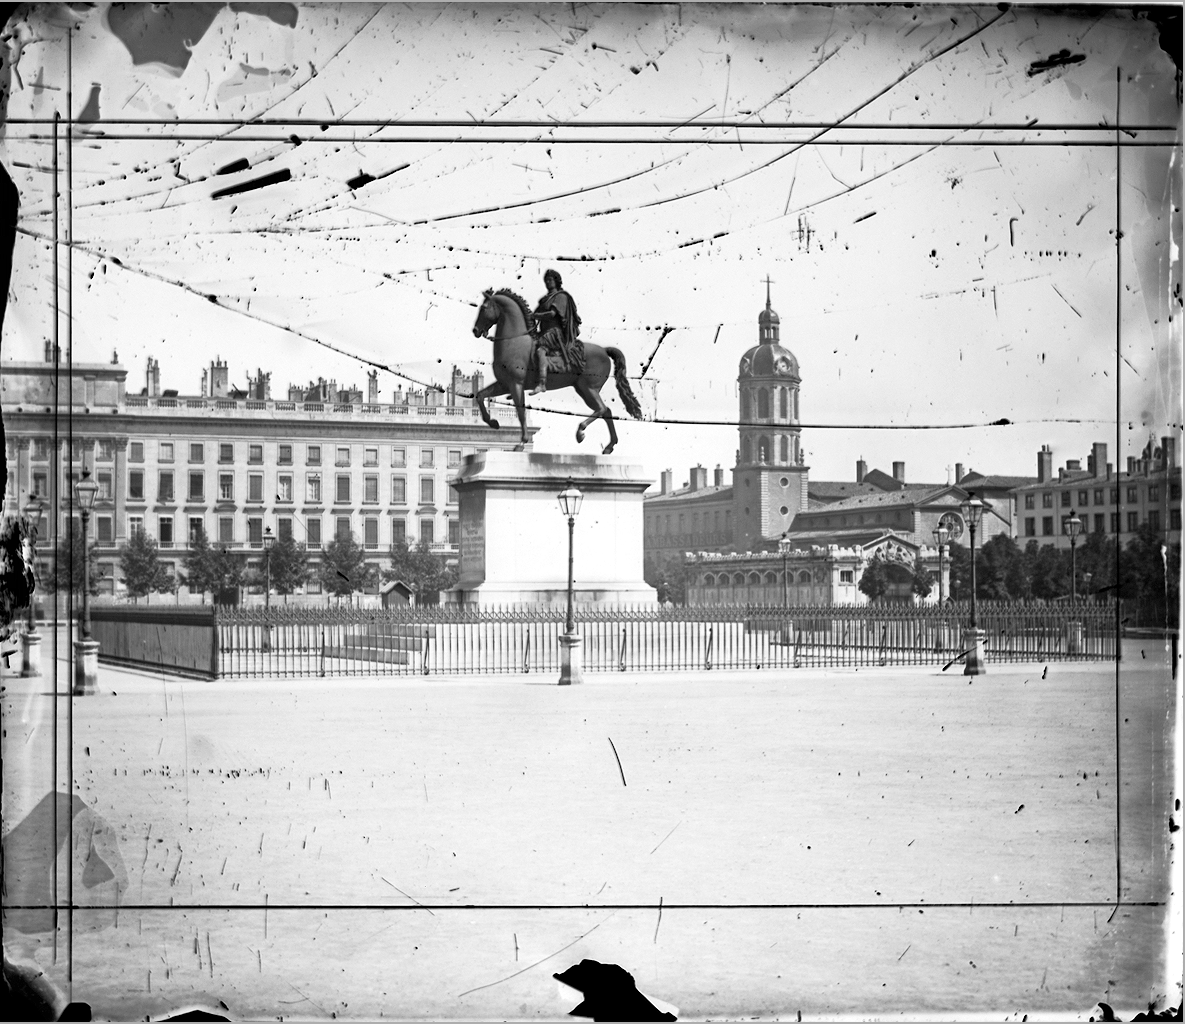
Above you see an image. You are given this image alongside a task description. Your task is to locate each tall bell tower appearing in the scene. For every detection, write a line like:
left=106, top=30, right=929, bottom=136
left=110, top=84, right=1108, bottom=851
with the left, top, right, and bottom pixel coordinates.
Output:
left=732, top=278, right=809, bottom=551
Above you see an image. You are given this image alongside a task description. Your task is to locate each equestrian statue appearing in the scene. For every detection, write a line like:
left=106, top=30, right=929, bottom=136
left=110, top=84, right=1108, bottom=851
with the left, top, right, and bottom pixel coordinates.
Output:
left=471, top=270, right=643, bottom=454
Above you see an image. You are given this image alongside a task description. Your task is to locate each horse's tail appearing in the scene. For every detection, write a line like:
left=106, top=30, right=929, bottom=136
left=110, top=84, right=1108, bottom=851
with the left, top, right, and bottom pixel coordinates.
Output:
left=606, top=347, right=643, bottom=420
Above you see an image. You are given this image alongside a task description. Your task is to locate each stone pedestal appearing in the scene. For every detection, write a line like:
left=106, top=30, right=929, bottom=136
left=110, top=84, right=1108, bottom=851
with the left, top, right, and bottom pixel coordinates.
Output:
left=558, top=632, right=584, bottom=685
left=73, top=638, right=100, bottom=695
left=1066, top=620, right=1083, bottom=655
left=446, top=451, right=657, bottom=606
left=962, top=626, right=987, bottom=676
left=20, top=629, right=42, bottom=677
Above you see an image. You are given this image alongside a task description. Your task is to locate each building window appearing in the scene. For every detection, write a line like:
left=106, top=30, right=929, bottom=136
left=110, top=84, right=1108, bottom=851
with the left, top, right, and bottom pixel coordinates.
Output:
left=420, top=448, right=435, bottom=469
left=420, top=477, right=434, bottom=505
left=335, top=517, right=351, bottom=541
left=336, top=446, right=351, bottom=467
left=1042, top=516, right=1053, bottom=536
left=392, top=518, right=407, bottom=546
left=364, top=517, right=379, bottom=549
left=96, top=516, right=113, bottom=543
left=447, top=449, right=461, bottom=468
left=129, top=441, right=144, bottom=463
left=189, top=443, right=205, bottom=463
left=306, top=578, right=322, bottom=595
left=248, top=518, right=263, bottom=546
left=839, top=569, right=853, bottom=584
left=1077, top=490, right=1088, bottom=506
left=1094, top=514, right=1105, bottom=534
left=159, top=442, right=174, bottom=463
left=779, top=388, right=788, bottom=419
left=1025, top=517, right=1035, bottom=536
left=447, top=484, right=458, bottom=506
left=219, top=443, right=234, bottom=463
left=1171, top=508, right=1181, bottom=531
left=1093, top=488, right=1103, bottom=505
left=1111, top=512, right=1120, bottom=533
left=278, top=517, right=293, bottom=542
left=97, top=440, right=114, bottom=462
left=391, top=476, right=406, bottom=504
left=248, top=474, right=263, bottom=502
left=336, top=475, right=350, bottom=504
left=1148, top=510, right=1160, bottom=532
left=249, top=444, right=263, bottom=465
left=278, top=444, right=293, bottom=466
left=189, top=517, right=204, bottom=544
left=307, top=517, right=321, bottom=549
left=188, top=471, right=204, bottom=502
left=1127, top=511, right=1138, bottom=532
left=307, top=445, right=321, bottom=466
left=219, top=473, right=234, bottom=501
left=306, top=473, right=321, bottom=503
left=32, top=471, right=48, bottom=498
left=448, top=518, right=460, bottom=545
left=129, top=515, right=144, bottom=537
left=1171, top=482, right=1181, bottom=501
left=364, top=447, right=379, bottom=467
left=364, top=475, right=379, bottom=503
left=420, top=518, right=434, bottom=545
left=742, top=438, right=752, bottom=464
left=33, top=438, right=49, bottom=461
left=757, top=388, right=770, bottom=419
left=779, top=435, right=788, bottom=463
left=1042, top=492, right=1053, bottom=508
left=1126, top=485, right=1138, bottom=503
left=1022, top=494, right=1034, bottom=510
left=159, top=516, right=174, bottom=548
left=392, top=447, right=406, bottom=468
left=1149, top=484, right=1160, bottom=502
left=1061, top=491, right=1071, bottom=507
left=158, top=471, right=174, bottom=503
left=1110, top=487, right=1119, bottom=503
left=219, top=517, right=234, bottom=544
left=277, top=475, right=293, bottom=503
left=96, top=470, right=113, bottom=500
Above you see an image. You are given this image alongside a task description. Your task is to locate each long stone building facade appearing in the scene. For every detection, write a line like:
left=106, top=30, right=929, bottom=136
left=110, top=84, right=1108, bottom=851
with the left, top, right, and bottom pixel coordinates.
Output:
left=2, top=351, right=533, bottom=599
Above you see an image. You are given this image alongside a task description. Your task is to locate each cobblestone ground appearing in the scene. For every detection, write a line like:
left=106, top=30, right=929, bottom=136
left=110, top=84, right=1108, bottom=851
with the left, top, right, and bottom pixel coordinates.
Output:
left=2, top=634, right=1177, bottom=1020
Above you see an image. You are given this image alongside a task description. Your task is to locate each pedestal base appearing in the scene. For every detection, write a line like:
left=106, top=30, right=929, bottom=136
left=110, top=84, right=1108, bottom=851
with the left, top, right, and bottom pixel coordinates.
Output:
left=20, top=630, right=42, bottom=677
left=73, top=639, right=100, bottom=695
left=558, top=632, right=584, bottom=685
left=962, top=626, right=987, bottom=676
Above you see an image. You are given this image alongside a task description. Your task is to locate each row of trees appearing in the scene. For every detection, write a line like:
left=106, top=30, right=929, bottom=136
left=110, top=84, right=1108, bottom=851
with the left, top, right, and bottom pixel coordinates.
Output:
left=40, top=530, right=459, bottom=604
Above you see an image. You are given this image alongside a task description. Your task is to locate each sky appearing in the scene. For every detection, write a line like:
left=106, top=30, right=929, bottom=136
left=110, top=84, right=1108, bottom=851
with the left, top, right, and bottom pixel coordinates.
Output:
left=1, top=2, right=1180, bottom=489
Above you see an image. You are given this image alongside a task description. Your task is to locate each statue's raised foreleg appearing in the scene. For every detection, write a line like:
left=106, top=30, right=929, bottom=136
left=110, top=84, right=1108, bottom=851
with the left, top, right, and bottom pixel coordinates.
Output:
left=475, top=380, right=509, bottom=430
left=573, top=378, right=618, bottom=455
left=508, top=380, right=529, bottom=450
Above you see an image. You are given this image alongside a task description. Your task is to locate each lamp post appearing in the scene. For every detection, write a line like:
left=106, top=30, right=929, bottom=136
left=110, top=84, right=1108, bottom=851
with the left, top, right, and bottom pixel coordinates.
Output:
left=1064, top=510, right=1082, bottom=602
left=21, top=494, right=45, bottom=677
left=1064, top=509, right=1084, bottom=654
left=556, top=481, right=584, bottom=685
left=73, top=468, right=100, bottom=695
left=778, top=531, right=792, bottom=644
left=960, top=492, right=986, bottom=676
left=262, top=526, right=274, bottom=652
left=932, top=524, right=950, bottom=605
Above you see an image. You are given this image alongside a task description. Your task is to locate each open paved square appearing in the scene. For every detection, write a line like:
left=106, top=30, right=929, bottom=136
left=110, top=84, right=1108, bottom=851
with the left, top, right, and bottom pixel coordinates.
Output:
left=2, top=637, right=1176, bottom=1020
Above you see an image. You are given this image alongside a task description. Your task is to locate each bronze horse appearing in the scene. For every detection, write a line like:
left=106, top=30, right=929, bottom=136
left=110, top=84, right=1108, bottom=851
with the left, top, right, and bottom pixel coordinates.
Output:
left=471, top=288, right=642, bottom=454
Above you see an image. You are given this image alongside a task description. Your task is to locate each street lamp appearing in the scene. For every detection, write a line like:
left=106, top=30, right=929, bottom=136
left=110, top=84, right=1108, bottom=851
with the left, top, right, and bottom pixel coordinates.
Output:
left=262, top=526, right=275, bottom=609
left=73, top=468, right=100, bottom=695
left=556, top=480, right=584, bottom=685
left=960, top=491, right=986, bottom=676
left=1064, top=509, right=1083, bottom=602
left=20, top=494, right=45, bottom=677
left=932, top=523, right=950, bottom=604
left=778, top=531, right=793, bottom=644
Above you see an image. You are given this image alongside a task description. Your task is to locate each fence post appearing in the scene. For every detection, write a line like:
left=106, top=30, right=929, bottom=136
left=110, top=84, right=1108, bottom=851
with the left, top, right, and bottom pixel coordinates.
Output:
left=704, top=625, right=713, bottom=671
left=422, top=626, right=431, bottom=675
left=619, top=626, right=627, bottom=672
left=793, top=626, right=801, bottom=669
left=319, top=628, right=326, bottom=678
left=523, top=632, right=531, bottom=674
left=879, top=626, right=887, bottom=667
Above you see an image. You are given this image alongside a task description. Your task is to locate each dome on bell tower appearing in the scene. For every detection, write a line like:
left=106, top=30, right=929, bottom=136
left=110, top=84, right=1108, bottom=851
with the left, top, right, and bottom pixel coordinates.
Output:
left=738, top=277, right=799, bottom=380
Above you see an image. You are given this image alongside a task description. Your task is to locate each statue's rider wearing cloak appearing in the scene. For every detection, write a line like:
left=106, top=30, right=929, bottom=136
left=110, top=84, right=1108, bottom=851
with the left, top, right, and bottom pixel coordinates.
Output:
left=530, top=269, right=585, bottom=394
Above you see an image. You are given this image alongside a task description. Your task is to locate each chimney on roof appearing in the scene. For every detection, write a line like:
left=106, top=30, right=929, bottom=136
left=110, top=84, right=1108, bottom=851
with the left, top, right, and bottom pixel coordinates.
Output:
left=661, top=469, right=673, bottom=495
left=368, top=370, right=379, bottom=405
left=1106, top=462, right=1113, bottom=479
left=955, top=462, right=964, bottom=484
left=714, top=464, right=724, bottom=487
left=1127, top=456, right=1136, bottom=475
left=856, top=459, right=867, bottom=483
left=1088, top=442, right=1108, bottom=477
left=209, top=358, right=229, bottom=399
left=689, top=465, right=707, bottom=491
left=1066, top=459, right=1081, bottom=472
left=1161, top=436, right=1176, bottom=469
left=892, top=461, right=905, bottom=483
left=146, top=356, right=160, bottom=398
left=1037, top=444, right=1053, bottom=483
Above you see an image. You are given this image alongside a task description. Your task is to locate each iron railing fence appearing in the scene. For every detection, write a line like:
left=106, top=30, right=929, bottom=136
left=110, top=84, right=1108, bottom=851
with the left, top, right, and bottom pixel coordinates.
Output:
left=214, top=601, right=1118, bottom=678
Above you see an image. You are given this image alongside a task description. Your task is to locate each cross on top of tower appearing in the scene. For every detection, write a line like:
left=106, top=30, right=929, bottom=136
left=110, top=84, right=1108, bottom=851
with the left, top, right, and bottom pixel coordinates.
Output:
left=763, top=274, right=774, bottom=307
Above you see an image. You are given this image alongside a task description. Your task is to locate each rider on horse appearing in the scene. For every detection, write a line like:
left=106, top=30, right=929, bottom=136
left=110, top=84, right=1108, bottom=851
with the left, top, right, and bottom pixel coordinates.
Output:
left=530, top=269, right=585, bottom=395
